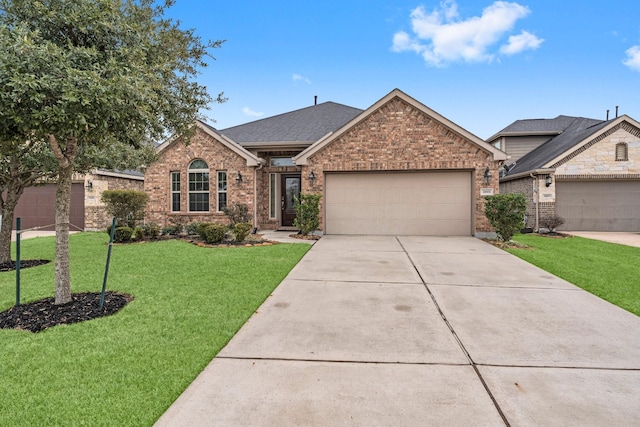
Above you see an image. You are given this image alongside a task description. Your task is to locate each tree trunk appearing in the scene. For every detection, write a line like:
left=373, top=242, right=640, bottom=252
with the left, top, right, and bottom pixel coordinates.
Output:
left=0, top=182, right=25, bottom=264
left=54, top=164, right=73, bottom=305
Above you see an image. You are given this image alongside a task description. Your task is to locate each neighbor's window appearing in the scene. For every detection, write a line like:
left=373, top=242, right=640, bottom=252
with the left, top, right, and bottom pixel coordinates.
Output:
left=171, top=171, right=181, bottom=212
left=188, top=159, right=209, bottom=212
left=217, top=171, right=227, bottom=212
left=270, top=157, right=295, bottom=167
left=269, top=173, right=277, bottom=218
left=615, top=143, right=628, bottom=161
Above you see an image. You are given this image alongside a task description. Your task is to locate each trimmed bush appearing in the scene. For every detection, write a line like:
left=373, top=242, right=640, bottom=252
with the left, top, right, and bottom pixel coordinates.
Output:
left=484, top=193, right=527, bottom=242
left=186, top=222, right=200, bottom=236
left=132, top=227, right=145, bottom=242
left=233, top=222, right=253, bottom=242
left=203, top=224, right=227, bottom=244
left=162, top=224, right=182, bottom=236
left=293, top=193, right=321, bottom=236
left=541, top=214, right=565, bottom=233
left=142, top=223, right=160, bottom=239
left=101, top=190, right=149, bottom=228
left=196, top=222, right=216, bottom=240
left=113, top=226, right=133, bottom=243
left=223, top=203, right=251, bottom=228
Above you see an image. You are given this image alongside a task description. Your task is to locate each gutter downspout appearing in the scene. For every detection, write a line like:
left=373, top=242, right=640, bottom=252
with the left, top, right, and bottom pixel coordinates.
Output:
left=530, top=173, right=539, bottom=232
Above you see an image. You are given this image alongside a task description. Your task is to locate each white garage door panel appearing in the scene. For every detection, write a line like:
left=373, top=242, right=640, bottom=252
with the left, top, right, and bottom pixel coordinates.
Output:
left=325, top=172, right=472, bottom=235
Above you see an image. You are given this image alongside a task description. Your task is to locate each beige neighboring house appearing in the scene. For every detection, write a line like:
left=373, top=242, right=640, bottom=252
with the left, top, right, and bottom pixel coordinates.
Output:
left=144, top=89, right=506, bottom=236
left=14, top=169, right=144, bottom=232
left=489, top=114, right=640, bottom=231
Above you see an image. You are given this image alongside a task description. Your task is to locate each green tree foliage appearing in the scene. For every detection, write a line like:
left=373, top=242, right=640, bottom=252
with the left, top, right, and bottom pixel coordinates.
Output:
left=293, top=193, right=322, bottom=236
left=484, top=193, right=527, bottom=242
left=0, top=0, right=224, bottom=303
left=101, top=190, right=149, bottom=228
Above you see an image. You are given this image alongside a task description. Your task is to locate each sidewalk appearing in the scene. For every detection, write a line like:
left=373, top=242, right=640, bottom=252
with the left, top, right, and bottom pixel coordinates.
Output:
left=564, top=231, right=640, bottom=248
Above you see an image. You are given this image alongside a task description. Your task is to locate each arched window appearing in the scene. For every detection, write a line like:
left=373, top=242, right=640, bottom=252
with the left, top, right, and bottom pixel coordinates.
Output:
left=615, top=143, right=628, bottom=161
left=188, top=159, right=209, bottom=211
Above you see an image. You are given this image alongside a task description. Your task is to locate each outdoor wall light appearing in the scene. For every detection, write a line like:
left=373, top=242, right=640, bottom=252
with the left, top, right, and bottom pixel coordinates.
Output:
left=483, top=167, right=492, bottom=185
left=309, top=170, right=316, bottom=185
left=85, top=180, right=93, bottom=191
left=236, top=171, right=242, bottom=183
left=545, top=175, right=553, bottom=187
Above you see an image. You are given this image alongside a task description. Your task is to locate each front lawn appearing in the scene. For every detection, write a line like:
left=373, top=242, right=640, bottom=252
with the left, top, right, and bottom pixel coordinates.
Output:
left=0, top=233, right=310, bottom=426
left=508, top=234, right=640, bottom=316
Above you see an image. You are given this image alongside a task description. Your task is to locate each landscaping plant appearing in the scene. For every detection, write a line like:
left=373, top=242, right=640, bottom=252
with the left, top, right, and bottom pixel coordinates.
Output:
left=484, top=193, right=527, bottom=241
left=233, top=222, right=253, bottom=242
left=293, top=193, right=322, bottom=236
left=223, top=203, right=251, bottom=228
left=101, top=190, right=149, bottom=228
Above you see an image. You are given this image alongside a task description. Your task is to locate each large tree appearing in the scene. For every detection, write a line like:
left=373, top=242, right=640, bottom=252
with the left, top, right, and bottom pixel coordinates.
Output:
left=0, top=0, right=223, bottom=304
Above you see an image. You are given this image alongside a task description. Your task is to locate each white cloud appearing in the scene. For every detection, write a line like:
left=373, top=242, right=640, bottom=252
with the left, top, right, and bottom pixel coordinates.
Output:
left=623, top=46, right=640, bottom=72
left=500, top=30, right=544, bottom=55
left=292, top=73, right=311, bottom=84
left=242, top=107, right=264, bottom=118
left=392, top=1, right=542, bottom=66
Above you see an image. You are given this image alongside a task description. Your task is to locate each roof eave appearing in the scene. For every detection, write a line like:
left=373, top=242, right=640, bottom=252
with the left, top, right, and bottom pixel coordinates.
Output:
left=500, top=168, right=556, bottom=182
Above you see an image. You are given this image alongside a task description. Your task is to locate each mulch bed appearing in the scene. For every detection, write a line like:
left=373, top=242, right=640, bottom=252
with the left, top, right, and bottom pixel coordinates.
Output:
left=0, top=259, right=50, bottom=272
left=0, top=291, right=133, bottom=333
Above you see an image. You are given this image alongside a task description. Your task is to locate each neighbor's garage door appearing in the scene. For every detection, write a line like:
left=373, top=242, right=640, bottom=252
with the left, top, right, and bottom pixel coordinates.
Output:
left=556, top=181, right=640, bottom=231
left=14, top=183, right=85, bottom=231
left=325, top=171, right=472, bottom=235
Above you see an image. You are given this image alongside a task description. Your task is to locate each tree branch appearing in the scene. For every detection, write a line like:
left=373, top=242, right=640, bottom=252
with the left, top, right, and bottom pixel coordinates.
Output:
left=48, top=134, right=70, bottom=168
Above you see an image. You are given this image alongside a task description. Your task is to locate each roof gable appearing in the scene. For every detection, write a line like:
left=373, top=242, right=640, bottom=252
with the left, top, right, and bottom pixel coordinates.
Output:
left=156, top=121, right=261, bottom=167
left=503, top=115, right=640, bottom=177
left=295, top=89, right=506, bottom=165
left=219, top=101, right=363, bottom=145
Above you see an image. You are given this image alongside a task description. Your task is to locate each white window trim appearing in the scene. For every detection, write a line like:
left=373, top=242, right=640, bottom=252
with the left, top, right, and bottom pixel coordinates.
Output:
left=170, top=171, right=181, bottom=212
left=269, top=173, right=277, bottom=219
left=217, top=170, right=227, bottom=213
left=188, top=160, right=210, bottom=212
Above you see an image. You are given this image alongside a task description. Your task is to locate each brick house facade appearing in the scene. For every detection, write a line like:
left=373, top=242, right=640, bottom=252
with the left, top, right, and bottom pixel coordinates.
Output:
left=493, top=115, right=640, bottom=231
left=145, top=89, right=506, bottom=236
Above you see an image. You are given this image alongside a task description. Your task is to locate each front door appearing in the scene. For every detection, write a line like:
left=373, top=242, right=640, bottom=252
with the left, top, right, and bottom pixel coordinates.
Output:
left=281, top=174, right=301, bottom=227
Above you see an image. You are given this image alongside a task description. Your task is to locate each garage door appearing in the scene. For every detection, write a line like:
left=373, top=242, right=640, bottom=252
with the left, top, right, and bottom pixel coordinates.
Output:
left=14, top=183, right=85, bottom=231
left=556, top=181, right=640, bottom=231
left=325, top=171, right=472, bottom=235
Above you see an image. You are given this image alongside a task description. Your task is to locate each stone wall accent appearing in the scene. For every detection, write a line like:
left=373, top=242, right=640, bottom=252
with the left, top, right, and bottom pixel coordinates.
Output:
left=303, top=98, right=499, bottom=234
left=144, top=128, right=255, bottom=228
left=84, top=173, right=144, bottom=230
left=554, top=127, right=640, bottom=174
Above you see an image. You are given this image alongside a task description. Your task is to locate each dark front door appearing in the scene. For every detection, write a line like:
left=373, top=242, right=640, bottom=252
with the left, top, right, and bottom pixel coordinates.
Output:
left=281, top=174, right=301, bottom=227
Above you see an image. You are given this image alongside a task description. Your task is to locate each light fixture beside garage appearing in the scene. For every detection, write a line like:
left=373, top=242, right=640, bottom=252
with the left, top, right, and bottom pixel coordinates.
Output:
left=309, top=170, right=316, bottom=185
left=236, top=171, right=243, bottom=183
left=483, top=167, right=492, bottom=185
left=545, top=175, right=553, bottom=187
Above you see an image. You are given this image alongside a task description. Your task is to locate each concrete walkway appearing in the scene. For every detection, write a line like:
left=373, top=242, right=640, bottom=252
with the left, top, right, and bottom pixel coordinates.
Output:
left=155, top=235, right=640, bottom=426
left=564, top=231, right=640, bottom=248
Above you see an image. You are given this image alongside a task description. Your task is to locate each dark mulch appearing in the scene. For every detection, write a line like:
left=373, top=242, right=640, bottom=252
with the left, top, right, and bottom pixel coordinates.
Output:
left=0, top=291, right=133, bottom=333
left=0, top=259, right=50, bottom=272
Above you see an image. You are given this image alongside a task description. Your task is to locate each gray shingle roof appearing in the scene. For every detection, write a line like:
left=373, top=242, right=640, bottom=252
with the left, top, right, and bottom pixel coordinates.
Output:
left=219, top=101, right=363, bottom=144
left=504, top=117, right=611, bottom=176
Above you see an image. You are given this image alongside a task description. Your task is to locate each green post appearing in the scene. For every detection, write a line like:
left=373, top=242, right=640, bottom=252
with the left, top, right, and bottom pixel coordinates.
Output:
left=100, top=218, right=117, bottom=309
left=15, top=217, right=21, bottom=306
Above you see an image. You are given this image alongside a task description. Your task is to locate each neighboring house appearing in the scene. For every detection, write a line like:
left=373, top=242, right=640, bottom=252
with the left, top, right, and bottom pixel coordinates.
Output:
left=488, top=114, right=640, bottom=231
left=14, top=169, right=144, bottom=231
left=145, top=89, right=506, bottom=236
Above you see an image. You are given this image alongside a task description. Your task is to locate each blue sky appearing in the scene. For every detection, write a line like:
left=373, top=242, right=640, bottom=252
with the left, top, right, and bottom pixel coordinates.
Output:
left=165, top=0, right=640, bottom=139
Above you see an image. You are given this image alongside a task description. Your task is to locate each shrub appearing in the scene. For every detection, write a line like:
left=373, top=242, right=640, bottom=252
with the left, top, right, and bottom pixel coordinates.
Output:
left=484, top=193, right=527, bottom=242
left=233, top=222, right=253, bottom=242
left=203, top=223, right=227, bottom=244
left=142, top=223, right=160, bottom=239
left=223, top=203, right=251, bottom=228
left=186, top=222, right=200, bottom=235
left=162, top=224, right=181, bottom=236
left=541, top=214, right=565, bottom=233
left=113, top=226, right=133, bottom=243
left=196, top=222, right=216, bottom=240
left=132, top=226, right=145, bottom=242
left=101, top=190, right=149, bottom=228
left=293, top=193, right=322, bottom=236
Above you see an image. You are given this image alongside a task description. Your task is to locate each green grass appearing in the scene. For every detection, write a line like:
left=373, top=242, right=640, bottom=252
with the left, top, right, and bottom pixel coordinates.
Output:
left=508, top=234, right=640, bottom=316
left=0, top=233, right=310, bottom=426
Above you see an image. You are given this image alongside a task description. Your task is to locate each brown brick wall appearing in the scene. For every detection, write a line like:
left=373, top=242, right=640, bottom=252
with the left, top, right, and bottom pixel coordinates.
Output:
left=84, top=173, right=144, bottom=230
left=303, top=98, right=499, bottom=233
left=144, top=128, right=255, bottom=228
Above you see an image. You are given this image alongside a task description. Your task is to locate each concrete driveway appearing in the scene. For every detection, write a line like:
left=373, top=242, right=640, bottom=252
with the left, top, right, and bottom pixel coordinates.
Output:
left=155, top=235, right=640, bottom=426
